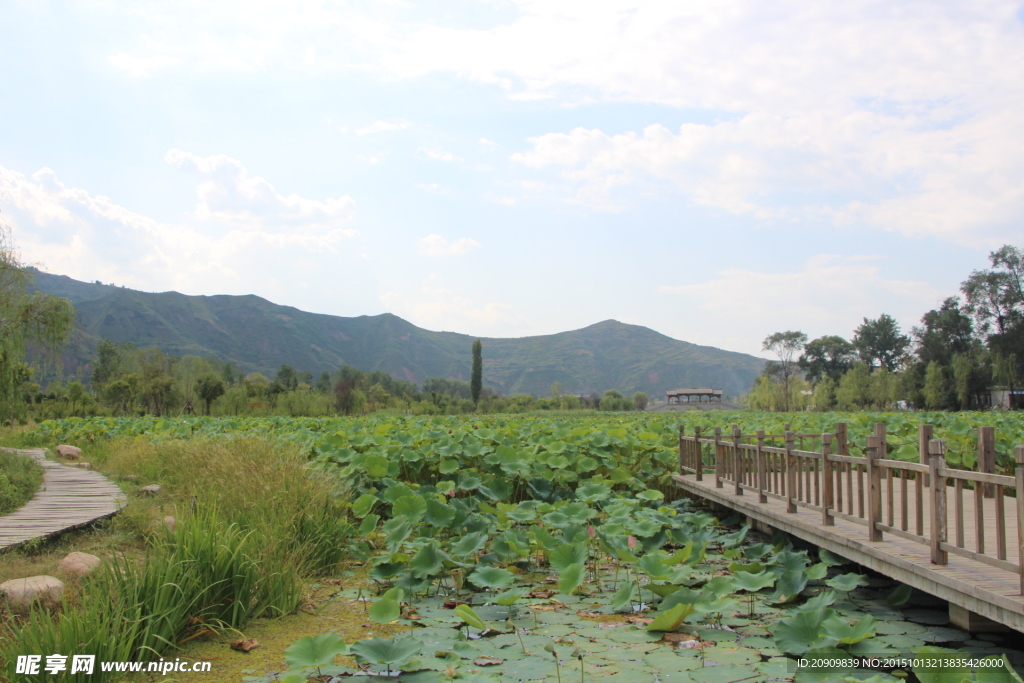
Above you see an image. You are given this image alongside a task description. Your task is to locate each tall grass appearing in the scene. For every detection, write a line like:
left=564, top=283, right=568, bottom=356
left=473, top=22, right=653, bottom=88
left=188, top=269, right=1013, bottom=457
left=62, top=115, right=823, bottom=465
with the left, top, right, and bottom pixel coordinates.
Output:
left=0, top=437, right=351, bottom=682
left=0, top=450, right=43, bottom=515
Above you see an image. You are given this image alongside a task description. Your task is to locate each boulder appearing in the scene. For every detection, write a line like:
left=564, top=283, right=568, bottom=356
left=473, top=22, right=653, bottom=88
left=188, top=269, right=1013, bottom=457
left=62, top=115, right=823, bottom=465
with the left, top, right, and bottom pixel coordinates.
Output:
left=0, top=575, right=64, bottom=610
left=163, top=516, right=176, bottom=533
left=57, top=552, right=102, bottom=579
left=138, top=485, right=161, bottom=496
left=123, top=474, right=139, bottom=483
left=55, top=445, right=81, bottom=459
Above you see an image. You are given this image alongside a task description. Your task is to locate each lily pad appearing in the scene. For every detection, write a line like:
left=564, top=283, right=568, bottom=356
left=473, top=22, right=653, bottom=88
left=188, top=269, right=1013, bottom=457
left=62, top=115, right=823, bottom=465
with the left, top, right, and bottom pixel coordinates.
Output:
left=900, top=609, right=950, bottom=626
left=688, top=663, right=763, bottom=683
left=702, top=645, right=760, bottom=665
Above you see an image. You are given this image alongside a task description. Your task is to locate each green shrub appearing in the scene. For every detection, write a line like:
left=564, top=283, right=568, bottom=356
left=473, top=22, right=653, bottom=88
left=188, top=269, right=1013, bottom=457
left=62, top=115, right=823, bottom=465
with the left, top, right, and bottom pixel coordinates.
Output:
left=0, top=450, right=44, bottom=514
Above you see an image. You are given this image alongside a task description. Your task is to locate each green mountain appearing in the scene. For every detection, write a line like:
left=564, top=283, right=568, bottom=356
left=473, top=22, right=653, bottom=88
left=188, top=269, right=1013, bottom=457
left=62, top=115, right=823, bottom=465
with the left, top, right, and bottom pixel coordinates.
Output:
left=29, top=270, right=765, bottom=398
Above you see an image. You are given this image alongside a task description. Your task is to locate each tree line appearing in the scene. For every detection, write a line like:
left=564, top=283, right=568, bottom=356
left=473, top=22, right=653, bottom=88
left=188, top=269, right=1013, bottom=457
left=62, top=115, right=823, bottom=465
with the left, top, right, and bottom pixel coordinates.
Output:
left=16, top=341, right=651, bottom=419
left=750, top=244, right=1024, bottom=411
left=0, top=229, right=653, bottom=422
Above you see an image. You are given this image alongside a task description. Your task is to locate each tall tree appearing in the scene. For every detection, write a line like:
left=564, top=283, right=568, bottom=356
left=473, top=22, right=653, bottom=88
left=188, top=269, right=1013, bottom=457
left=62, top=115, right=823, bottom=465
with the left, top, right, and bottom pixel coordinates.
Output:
left=961, top=245, right=1024, bottom=391
left=799, top=335, right=856, bottom=384
left=961, top=245, right=1024, bottom=336
left=762, top=330, right=807, bottom=412
left=913, top=297, right=975, bottom=367
left=0, top=226, right=74, bottom=419
left=852, top=314, right=910, bottom=371
left=471, top=339, right=482, bottom=404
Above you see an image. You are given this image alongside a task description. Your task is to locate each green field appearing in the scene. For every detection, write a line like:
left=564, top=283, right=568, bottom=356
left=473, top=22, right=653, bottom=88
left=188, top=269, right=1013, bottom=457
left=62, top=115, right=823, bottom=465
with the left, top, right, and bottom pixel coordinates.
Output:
left=5, top=411, right=1024, bottom=682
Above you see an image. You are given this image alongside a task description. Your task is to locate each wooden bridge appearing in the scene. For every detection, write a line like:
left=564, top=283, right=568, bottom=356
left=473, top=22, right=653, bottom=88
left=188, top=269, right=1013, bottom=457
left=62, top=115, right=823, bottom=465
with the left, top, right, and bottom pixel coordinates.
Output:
left=0, top=448, right=127, bottom=551
left=672, top=423, right=1024, bottom=633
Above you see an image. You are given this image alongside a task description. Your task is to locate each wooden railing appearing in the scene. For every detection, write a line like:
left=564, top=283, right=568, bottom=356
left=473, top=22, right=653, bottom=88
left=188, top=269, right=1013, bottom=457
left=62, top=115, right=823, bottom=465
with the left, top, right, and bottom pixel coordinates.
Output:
left=678, top=422, right=1024, bottom=592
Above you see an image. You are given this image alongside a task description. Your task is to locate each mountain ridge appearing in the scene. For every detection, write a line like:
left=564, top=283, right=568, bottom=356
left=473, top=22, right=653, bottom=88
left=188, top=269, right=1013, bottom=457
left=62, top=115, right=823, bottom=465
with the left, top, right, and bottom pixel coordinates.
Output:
left=28, top=269, right=765, bottom=398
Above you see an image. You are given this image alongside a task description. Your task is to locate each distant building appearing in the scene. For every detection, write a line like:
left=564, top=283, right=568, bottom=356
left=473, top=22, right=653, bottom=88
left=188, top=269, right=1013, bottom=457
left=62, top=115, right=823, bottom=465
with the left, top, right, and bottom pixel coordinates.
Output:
left=666, top=388, right=723, bottom=404
left=991, top=388, right=1023, bottom=410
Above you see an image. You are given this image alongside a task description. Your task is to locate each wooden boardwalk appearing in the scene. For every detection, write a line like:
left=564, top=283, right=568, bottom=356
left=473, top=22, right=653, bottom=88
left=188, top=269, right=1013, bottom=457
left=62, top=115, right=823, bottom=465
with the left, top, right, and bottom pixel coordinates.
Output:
left=0, top=449, right=127, bottom=551
left=673, top=424, right=1024, bottom=632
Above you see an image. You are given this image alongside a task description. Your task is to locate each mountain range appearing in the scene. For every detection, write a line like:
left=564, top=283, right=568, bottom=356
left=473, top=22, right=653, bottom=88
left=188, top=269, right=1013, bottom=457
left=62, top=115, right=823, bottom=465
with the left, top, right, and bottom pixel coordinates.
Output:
left=29, top=270, right=765, bottom=398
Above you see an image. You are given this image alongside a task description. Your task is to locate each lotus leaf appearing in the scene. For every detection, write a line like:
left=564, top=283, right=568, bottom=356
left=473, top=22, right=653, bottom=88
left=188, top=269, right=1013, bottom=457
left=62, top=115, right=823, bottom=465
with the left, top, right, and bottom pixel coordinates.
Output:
left=732, top=571, right=776, bottom=592
left=284, top=632, right=349, bottom=670
left=350, top=635, right=424, bottom=671
left=454, top=604, right=486, bottom=630
left=410, top=542, right=444, bottom=578
left=469, top=565, right=515, bottom=591
left=549, top=542, right=588, bottom=572
left=351, top=493, right=377, bottom=518
left=821, top=614, right=876, bottom=645
left=647, top=603, right=695, bottom=631
left=773, top=606, right=839, bottom=655
left=558, top=562, right=585, bottom=595
left=826, top=573, right=870, bottom=592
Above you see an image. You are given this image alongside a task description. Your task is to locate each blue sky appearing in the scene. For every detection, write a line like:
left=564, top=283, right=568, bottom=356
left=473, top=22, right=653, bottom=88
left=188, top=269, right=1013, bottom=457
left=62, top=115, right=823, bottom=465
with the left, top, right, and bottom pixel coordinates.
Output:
left=2, top=1, right=1022, bottom=357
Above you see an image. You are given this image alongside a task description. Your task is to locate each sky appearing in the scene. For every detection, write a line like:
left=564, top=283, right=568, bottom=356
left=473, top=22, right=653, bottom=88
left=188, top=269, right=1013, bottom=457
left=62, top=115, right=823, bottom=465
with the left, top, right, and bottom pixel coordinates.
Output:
left=1, top=1, right=1023, bottom=358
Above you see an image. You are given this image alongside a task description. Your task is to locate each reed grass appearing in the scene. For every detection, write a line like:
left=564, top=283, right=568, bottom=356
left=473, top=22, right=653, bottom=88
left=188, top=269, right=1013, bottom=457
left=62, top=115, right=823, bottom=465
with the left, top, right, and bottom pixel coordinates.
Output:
left=0, top=437, right=350, bottom=682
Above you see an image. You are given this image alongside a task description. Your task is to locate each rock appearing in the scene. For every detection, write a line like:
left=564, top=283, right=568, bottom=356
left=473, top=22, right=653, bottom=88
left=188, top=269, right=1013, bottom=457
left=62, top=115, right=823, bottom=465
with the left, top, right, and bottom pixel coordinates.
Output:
left=57, top=552, right=102, bottom=579
left=0, top=575, right=65, bottom=610
left=55, top=445, right=81, bottom=459
left=123, top=474, right=139, bottom=483
left=230, top=638, right=260, bottom=653
left=68, top=462, right=92, bottom=469
left=138, top=485, right=161, bottom=496
left=162, top=516, right=176, bottom=533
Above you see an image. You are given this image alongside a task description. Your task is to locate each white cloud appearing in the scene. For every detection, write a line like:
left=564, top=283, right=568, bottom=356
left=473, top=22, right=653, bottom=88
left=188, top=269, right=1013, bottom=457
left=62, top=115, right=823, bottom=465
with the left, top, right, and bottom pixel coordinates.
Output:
left=71, top=3, right=1024, bottom=242
left=418, top=233, right=481, bottom=257
left=108, top=52, right=182, bottom=78
left=165, top=149, right=356, bottom=234
left=658, top=255, right=944, bottom=354
left=415, top=183, right=450, bottom=194
left=417, top=147, right=462, bottom=163
left=355, top=119, right=411, bottom=135
left=0, top=158, right=363, bottom=301
left=380, top=274, right=525, bottom=334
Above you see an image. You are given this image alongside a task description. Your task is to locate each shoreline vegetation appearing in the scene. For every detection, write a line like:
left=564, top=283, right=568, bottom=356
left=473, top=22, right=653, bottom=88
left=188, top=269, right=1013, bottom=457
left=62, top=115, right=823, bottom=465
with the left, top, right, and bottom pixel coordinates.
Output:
left=3, top=411, right=1024, bottom=682
left=0, top=450, right=44, bottom=516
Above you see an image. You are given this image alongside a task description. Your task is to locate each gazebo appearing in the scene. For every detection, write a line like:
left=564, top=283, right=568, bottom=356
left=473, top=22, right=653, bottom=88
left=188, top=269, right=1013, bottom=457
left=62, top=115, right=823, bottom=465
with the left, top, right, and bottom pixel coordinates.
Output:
left=666, top=388, right=723, bottom=404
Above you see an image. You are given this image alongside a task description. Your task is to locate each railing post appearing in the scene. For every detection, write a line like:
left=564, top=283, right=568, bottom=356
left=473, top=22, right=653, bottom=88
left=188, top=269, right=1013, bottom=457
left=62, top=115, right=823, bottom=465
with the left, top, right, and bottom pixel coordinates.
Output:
left=714, top=427, right=723, bottom=488
left=756, top=429, right=767, bottom=503
left=919, top=424, right=933, bottom=487
left=822, top=433, right=834, bottom=526
left=694, top=426, right=703, bottom=481
left=785, top=430, right=796, bottom=513
left=929, top=439, right=948, bottom=565
left=1014, top=446, right=1024, bottom=594
left=678, top=425, right=685, bottom=476
left=874, top=422, right=888, bottom=459
left=979, top=426, right=996, bottom=498
left=835, top=422, right=847, bottom=457
left=732, top=425, right=743, bottom=496
left=866, top=435, right=883, bottom=542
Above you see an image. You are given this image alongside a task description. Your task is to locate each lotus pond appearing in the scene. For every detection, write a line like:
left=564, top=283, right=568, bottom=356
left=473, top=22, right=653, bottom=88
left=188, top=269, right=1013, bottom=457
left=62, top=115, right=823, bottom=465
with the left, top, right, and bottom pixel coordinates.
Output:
left=20, top=413, right=1024, bottom=683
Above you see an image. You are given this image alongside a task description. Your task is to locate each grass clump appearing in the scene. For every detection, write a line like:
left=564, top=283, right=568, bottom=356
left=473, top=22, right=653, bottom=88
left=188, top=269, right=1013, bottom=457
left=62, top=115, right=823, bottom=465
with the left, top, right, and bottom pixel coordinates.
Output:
left=0, top=437, right=352, bottom=682
left=0, top=449, right=44, bottom=515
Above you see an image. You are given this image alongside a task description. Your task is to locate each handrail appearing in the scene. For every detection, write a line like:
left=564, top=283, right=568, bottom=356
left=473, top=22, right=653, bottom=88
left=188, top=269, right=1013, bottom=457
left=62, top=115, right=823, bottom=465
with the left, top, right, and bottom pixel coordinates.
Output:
left=678, top=422, right=1024, bottom=589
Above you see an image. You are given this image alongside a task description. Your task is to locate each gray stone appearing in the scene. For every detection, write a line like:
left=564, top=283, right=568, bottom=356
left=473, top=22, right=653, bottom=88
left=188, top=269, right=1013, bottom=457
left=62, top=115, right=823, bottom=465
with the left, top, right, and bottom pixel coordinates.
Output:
left=138, top=484, right=161, bottom=496
left=0, top=575, right=65, bottom=610
left=55, top=444, right=82, bottom=459
left=57, top=552, right=102, bottom=579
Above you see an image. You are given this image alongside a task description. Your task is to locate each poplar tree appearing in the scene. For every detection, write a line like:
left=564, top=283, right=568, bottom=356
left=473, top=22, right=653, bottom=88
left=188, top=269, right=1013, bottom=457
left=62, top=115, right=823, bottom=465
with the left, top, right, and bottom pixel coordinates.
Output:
left=471, top=339, right=482, bottom=404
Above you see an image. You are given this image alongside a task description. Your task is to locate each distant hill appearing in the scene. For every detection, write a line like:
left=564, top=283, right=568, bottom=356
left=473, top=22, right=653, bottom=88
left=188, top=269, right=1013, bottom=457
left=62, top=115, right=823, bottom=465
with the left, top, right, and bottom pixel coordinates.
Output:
left=29, top=270, right=765, bottom=398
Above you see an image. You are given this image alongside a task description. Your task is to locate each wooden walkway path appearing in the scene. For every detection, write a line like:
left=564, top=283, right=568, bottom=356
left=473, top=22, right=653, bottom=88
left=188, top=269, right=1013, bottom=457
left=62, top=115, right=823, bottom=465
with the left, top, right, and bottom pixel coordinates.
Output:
left=672, top=423, right=1024, bottom=632
left=0, top=448, right=127, bottom=551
